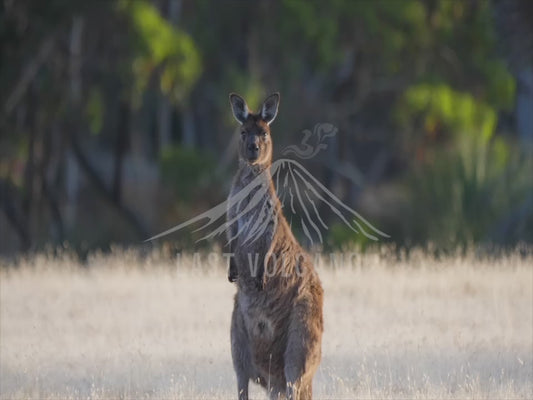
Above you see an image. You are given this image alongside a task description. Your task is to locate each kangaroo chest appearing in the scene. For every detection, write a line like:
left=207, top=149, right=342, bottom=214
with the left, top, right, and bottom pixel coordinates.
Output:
left=231, top=178, right=277, bottom=246
left=237, top=291, right=289, bottom=343
left=236, top=195, right=274, bottom=233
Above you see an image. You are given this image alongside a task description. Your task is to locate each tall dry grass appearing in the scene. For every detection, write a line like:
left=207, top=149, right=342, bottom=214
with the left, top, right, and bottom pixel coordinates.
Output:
left=1, top=249, right=532, bottom=399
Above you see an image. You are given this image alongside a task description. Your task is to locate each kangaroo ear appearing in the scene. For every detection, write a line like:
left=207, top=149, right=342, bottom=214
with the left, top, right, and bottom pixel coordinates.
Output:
left=261, top=92, right=280, bottom=125
left=229, top=93, right=249, bottom=125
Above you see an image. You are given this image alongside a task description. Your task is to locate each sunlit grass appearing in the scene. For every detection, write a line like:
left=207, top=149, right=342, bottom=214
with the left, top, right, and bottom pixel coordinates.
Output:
left=1, top=249, right=532, bottom=399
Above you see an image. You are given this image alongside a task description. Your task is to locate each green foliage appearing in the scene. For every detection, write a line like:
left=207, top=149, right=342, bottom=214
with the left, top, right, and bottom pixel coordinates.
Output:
left=396, top=84, right=533, bottom=248
left=327, top=223, right=375, bottom=250
left=2, top=0, right=530, bottom=253
left=159, top=146, right=215, bottom=202
left=483, top=60, right=516, bottom=111
left=279, top=0, right=430, bottom=72
left=427, top=0, right=516, bottom=111
left=406, top=139, right=532, bottom=248
left=120, top=0, right=202, bottom=105
left=397, top=84, right=497, bottom=144
left=220, top=68, right=265, bottom=124
left=280, top=0, right=341, bottom=69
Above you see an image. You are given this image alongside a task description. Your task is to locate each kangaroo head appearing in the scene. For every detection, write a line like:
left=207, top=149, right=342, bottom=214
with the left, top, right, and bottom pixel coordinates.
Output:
left=229, top=92, right=280, bottom=167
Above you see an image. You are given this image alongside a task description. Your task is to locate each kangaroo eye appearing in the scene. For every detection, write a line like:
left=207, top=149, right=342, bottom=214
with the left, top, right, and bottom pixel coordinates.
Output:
left=262, top=131, right=268, bottom=137
left=241, top=131, right=246, bottom=138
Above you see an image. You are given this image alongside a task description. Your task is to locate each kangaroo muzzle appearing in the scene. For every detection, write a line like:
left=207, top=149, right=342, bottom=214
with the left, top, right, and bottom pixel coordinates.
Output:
left=246, top=139, right=260, bottom=161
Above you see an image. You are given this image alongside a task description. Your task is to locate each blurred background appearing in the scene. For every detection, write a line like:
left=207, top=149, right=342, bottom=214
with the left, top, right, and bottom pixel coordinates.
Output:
left=1, top=0, right=532, bottom=257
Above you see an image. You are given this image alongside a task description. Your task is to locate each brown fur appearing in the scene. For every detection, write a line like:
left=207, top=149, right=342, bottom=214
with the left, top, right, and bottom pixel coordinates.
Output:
left=227, top=93, right=323, bottom=400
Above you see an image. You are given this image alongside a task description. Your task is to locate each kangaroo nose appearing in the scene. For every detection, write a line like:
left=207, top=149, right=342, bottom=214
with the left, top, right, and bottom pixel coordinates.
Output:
left=248, top=143, right=259, bottom=152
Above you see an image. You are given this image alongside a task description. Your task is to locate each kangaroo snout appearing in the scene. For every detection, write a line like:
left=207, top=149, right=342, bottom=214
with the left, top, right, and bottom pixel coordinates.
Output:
left=246, top=137, right=260, bottom=161
left=246, top=139, right=260, bottom=160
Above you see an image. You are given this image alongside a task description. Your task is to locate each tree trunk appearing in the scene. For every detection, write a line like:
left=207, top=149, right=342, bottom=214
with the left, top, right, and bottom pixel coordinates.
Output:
left=112, top=101, right=130, bottom=203
left=65, top=16, right=84, bottom=230
left=493, top=0, right=533, bottom=145
left=157, top=0, right=183, bottom=150
left=516, top=68, right=533, bottom=145
left=182, top=103, right=195, bottom=148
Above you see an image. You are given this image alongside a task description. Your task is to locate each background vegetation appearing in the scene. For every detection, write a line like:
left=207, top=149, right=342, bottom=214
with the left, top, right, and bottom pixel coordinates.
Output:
left=1, top=0, right=532, bottom=256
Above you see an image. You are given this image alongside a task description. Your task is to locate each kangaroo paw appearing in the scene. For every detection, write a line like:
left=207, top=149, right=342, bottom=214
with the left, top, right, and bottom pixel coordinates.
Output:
left=228, top=271, right=238, bottom=283
left=228, top=259, right=238, bottom=283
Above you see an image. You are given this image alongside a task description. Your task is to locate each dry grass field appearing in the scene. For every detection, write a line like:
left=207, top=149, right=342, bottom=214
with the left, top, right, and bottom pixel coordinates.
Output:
left=1, top=249, right=532, bottom=399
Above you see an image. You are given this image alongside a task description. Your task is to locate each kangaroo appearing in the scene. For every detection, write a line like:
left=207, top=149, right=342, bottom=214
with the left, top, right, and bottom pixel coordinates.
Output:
left=227, top=92, right=324, bottom=400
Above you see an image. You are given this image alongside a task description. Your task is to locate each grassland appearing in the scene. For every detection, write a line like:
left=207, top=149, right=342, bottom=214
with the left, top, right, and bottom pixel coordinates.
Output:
left=1, top=249, right=532, bottom=399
